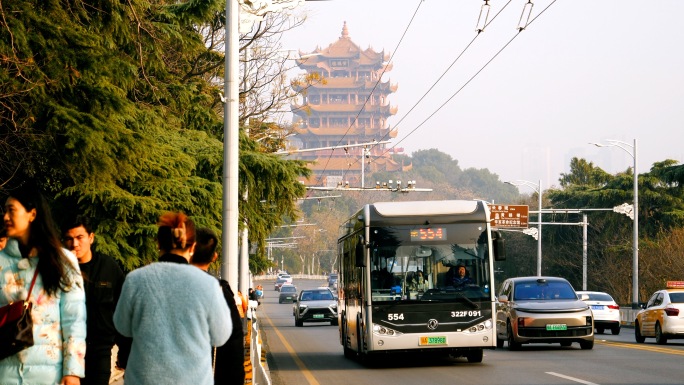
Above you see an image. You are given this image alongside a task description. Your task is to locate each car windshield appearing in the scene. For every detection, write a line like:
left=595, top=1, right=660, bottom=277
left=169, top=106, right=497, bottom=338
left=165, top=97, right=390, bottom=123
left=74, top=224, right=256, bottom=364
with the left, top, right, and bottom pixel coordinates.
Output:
left=514, top=280, right=576, bottom=300
left=281, top=286, right=296, bottom=293
left=300, top=290, right=334, bottom=301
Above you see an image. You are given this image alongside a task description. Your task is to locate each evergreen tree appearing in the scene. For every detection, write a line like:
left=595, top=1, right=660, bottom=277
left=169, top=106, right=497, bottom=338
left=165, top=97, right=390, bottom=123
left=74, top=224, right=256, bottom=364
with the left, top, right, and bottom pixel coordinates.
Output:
left=0, top=0, right=309, bottom=269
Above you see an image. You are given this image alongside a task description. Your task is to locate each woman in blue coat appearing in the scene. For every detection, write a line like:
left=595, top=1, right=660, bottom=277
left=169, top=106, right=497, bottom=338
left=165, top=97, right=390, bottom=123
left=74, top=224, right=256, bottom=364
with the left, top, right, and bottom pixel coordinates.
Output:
left=0, top=185, right=87, bottom=384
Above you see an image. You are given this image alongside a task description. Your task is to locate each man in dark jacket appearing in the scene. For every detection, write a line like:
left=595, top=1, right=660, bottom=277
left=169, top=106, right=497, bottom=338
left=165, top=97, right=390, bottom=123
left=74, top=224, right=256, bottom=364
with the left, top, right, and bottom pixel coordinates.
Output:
left=191, top=228, right=245, bottom=385
left=63, top=216, right=131, bottom=385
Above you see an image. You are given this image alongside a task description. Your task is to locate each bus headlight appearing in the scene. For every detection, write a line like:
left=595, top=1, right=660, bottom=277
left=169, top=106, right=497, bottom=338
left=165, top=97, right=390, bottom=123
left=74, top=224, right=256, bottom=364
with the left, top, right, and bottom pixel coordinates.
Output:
left=467, top=320, right=493, bottom=333
left=373, top=323, right=403, bottom=336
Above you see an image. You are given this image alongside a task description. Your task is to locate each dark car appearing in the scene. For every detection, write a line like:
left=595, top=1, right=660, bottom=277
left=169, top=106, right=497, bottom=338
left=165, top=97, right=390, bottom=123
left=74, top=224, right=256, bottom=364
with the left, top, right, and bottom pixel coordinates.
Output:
left=496, top=276, right=594, bottom=350
left=278, top=284, right=297, bottom=304
left=293, top=288, right=338, bottom=327
left=328, top=273, right=338, bottom=289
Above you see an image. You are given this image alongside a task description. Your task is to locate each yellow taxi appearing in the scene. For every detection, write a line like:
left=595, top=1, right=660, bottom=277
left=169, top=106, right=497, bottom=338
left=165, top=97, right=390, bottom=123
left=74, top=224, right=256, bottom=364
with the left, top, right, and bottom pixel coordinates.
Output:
left=635, top=281, right=684, bottom=344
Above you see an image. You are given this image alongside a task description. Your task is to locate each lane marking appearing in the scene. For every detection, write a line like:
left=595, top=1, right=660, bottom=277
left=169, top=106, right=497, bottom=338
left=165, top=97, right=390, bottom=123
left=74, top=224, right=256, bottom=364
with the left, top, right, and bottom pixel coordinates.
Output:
left=596, top=340, right=684, bottom=356
left=546, top=372, right=599, bottom=385
left=261, top=312, right=321, bottom=385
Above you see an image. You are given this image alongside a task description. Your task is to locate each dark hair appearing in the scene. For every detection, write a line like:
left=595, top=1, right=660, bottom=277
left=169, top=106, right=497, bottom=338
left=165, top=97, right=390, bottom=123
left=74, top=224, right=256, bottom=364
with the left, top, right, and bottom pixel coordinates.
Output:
left=61, top=215, right=93, bottom=235
left=192, top=227, right=219, bottom=265
left=0, top=227, right=6, bottom=238
left=9, top=184, right=77, bottom=296
left=157, top=212, right=196, bottom=252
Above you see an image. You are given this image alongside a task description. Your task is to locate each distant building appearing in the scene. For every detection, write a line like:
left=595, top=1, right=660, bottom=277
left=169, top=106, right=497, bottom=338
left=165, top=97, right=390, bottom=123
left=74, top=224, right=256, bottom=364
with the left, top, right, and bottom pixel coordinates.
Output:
left=290, top=22, right=405, bottom=187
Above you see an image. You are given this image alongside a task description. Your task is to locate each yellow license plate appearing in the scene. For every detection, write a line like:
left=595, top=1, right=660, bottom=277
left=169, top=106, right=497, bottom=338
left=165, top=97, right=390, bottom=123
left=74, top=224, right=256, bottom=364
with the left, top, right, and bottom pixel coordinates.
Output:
left=419, top=336, right=447, bottom=346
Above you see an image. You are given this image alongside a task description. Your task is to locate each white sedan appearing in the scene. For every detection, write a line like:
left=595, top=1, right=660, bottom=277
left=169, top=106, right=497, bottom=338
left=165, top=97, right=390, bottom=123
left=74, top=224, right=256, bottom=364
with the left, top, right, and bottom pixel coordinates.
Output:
left=577, top=291, right=621, bottom=335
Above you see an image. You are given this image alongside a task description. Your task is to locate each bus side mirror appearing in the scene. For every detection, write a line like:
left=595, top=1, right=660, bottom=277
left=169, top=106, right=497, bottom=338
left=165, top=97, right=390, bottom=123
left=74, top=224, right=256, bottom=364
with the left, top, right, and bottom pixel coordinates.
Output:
left=493, top=231, right=506, bottom=261
left=355, top=241, right=366, bottom=267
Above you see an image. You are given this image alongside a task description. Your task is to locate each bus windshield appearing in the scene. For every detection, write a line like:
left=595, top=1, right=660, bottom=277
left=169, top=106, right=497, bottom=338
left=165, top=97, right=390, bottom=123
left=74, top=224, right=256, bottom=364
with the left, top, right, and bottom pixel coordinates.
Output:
left=368, top=223, right=492, bottom=303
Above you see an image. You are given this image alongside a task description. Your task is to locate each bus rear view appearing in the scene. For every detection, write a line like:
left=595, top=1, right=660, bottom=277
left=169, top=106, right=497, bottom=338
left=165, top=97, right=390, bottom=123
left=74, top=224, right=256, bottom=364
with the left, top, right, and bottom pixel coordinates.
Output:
left=337, top=200, right=505, bottom=363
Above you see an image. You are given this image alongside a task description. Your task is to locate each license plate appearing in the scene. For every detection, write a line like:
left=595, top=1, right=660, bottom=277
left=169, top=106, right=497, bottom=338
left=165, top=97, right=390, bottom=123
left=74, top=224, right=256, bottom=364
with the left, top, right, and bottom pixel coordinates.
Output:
left=419, top=336, right=447, bottom=346
left=546, top=324, right=567, bottom=331
left=313, top=314, right=324, bottom=319
left=591, top=305, right=604, bottom=310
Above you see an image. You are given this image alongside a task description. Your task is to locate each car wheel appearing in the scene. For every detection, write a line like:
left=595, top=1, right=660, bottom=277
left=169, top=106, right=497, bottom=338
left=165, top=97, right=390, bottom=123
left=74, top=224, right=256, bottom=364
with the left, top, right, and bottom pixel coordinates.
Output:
left=331, top=318, right=339, bottom=326
left=295, top=318, right=303, bottom=327
left=507, top=322, right=521, bottom=351
left=655, top=323, right=668, bottom=345
left=496, top=336, right=504, bottom=348
left=611, top=325, right=621, bottom=335
left=596, top=327, right=604, bottom=334
left=466, top=349, right=483, bottom=363
left=579, top=340, right=594, bottom=350
left=635, top=321, right=645, bottom=343
left=560, top=341, right=572, bottom=347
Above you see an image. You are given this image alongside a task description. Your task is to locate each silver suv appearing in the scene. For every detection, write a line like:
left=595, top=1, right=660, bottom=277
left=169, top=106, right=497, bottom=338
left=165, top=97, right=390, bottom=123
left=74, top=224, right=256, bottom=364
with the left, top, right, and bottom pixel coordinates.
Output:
left=293, top=288, right=338, bottom=327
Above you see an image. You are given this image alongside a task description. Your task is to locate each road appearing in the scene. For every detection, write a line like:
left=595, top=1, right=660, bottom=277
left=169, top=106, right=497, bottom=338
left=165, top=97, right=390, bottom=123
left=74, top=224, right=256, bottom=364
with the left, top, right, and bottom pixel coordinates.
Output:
left=257, top=278, right=684, bottom=385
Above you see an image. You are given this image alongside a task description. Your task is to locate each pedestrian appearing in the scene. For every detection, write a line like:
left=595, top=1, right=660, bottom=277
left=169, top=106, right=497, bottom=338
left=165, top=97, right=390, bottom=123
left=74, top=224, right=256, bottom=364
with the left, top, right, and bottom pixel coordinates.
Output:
left=113, top=212, right=231, bottom=385
left=62, top=215, right=132, bottom=385
left=0, top=184, right=87, bottom=385
left=190, top=227, right=245, bottom=385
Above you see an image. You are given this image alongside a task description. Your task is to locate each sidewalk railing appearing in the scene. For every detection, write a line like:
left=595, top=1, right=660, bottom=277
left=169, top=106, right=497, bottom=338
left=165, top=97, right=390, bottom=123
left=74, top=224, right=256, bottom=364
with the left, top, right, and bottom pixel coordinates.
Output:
left=248, top=301, right=270, bottom=385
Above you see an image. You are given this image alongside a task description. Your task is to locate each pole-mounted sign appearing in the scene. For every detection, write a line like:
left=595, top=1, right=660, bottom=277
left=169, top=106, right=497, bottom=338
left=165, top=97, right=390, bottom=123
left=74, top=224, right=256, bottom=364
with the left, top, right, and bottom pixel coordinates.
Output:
left=488, top=204, right=529, bottom=228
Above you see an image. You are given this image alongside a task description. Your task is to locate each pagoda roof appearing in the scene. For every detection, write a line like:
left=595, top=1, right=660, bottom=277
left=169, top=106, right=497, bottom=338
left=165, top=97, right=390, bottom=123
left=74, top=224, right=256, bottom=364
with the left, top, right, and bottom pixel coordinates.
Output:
left=292, top=125, right=397, bottom=139
left=293, top=78, right=398, bottom=93
left=308, top=157, right=361, bottom=172
left=296, top=22, right=389, bottom=67
left=292, top=103, right=396, bottom=115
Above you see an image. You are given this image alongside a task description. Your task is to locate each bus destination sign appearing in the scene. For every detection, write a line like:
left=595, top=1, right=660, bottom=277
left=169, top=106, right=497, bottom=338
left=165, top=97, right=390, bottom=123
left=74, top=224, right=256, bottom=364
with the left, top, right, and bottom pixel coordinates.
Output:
left=488, top=204, right=529, bottom=228
left=410, top=227, right=446, bottom=241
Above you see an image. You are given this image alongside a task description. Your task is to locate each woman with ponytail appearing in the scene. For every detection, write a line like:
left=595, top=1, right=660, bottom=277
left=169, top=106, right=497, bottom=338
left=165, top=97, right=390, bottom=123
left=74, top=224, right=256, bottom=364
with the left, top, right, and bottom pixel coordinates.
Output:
left=113, top=212, right=231, bottom=385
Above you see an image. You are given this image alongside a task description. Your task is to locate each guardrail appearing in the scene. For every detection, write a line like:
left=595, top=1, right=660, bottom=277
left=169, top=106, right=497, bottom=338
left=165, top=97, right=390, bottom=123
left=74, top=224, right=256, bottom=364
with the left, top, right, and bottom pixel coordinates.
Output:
left=248, top=300, right=270, bottom=385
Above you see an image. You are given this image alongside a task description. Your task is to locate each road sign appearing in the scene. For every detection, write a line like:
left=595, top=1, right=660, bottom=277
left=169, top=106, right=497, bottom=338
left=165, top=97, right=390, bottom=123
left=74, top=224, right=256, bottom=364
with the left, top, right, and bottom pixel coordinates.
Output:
left=488, top=204, right=529, bottom=228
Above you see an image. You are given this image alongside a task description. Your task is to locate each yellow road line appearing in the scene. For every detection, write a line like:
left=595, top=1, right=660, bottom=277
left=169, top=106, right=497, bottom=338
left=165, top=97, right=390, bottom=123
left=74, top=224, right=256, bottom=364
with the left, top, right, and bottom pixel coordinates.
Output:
left=261, top=312, right=321, bottom=385
left=596, top=340, right=684, bottom=356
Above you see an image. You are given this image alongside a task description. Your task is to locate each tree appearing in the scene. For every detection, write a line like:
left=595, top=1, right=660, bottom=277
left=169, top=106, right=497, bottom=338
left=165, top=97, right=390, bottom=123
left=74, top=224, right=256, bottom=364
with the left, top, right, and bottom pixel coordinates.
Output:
left=0, top=0, right=310, bottom=270
left=545, top=157, right=684, bottom=304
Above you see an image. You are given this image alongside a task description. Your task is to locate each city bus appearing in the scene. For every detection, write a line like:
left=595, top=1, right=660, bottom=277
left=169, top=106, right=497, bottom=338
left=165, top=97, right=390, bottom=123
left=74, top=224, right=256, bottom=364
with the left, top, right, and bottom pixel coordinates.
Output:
left=337, top=200, right=505, bottom=362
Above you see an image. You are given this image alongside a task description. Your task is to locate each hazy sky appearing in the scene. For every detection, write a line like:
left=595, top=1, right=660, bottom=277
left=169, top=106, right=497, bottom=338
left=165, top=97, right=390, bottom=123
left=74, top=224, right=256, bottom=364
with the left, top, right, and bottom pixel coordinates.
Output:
left=278, top=0, right=684, bottom=189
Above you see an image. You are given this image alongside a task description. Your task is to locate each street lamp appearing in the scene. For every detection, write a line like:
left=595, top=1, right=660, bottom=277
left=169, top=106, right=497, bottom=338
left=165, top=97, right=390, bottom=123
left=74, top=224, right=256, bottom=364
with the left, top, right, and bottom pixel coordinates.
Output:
left=590, top=139, right=639, bottom=309
left=505, top=179, right=543, bottom=276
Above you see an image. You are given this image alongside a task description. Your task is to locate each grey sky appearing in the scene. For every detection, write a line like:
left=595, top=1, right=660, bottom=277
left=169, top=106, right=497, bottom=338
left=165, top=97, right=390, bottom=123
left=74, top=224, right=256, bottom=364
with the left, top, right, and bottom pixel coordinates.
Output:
left=279, top=0, right=683, bottom=189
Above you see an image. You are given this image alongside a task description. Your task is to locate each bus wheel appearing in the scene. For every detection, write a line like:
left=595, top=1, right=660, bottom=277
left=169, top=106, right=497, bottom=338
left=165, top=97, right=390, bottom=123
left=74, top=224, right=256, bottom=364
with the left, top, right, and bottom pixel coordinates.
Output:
left=466, top=349, right=483, bottom=363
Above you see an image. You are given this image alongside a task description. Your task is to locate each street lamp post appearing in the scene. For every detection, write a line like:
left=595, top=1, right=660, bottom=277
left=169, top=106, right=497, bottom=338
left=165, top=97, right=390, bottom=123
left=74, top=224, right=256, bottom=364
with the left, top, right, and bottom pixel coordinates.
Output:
left=590, top=139, right=639, bottom=308
left=506, top=179, right=543, bottom=276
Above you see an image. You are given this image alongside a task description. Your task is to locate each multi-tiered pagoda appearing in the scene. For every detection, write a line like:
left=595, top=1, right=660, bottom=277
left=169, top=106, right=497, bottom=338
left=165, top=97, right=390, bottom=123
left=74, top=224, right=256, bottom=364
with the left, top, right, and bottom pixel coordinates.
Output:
left=290, top=22, right=403, bottom=187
